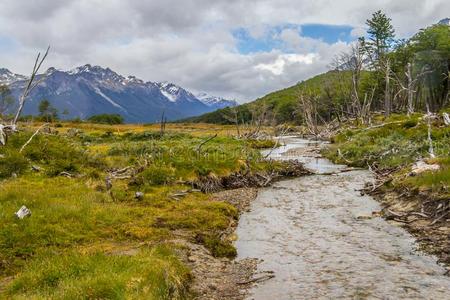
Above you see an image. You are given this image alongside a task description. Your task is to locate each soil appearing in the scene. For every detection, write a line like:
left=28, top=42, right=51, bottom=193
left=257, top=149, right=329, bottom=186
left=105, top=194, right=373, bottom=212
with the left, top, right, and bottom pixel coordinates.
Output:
left=184, top=188, right=261, bottom=299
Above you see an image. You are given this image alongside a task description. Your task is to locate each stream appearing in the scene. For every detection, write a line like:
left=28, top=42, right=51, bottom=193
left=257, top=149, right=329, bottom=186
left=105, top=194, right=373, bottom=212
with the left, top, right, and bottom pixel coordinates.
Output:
left=235, top=137, right=450, bottom=299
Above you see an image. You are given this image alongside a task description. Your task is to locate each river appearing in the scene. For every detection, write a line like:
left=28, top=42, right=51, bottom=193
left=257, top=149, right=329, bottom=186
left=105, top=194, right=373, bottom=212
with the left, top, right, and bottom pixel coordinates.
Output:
left=235, top=137, right=450, bottom=299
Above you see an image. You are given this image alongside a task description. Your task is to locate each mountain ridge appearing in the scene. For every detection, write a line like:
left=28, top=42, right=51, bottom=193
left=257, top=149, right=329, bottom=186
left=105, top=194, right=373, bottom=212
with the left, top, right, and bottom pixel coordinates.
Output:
left=0, top=64, right=237, bottom=123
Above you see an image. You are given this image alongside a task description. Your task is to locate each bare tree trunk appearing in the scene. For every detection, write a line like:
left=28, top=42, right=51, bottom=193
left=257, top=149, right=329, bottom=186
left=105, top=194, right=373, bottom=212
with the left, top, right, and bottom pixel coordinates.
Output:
left=0, top=47, right=50, bottom=147
left=425, top=102, right=435, bottom=158
left=384, top=59, right=391, bottom=117
left=13, top=46, right=50, bottom=126
left=406, top=63, right=414, bottom=116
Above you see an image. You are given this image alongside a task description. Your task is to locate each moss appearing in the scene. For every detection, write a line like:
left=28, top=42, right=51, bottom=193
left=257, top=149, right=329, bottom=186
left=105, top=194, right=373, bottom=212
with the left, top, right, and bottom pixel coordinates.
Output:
left=196, top=234, right=237, bottom=258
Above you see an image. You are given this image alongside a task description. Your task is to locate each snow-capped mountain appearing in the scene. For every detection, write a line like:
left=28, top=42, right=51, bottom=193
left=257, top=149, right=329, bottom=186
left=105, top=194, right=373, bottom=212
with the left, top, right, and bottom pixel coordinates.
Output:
left=0, top=68, right=27, bottom=84
left=196, top=92, right=238, bottom=109
left=438, top=18, right=450, bottom=26
left=0, top=65, right=236, bottom=123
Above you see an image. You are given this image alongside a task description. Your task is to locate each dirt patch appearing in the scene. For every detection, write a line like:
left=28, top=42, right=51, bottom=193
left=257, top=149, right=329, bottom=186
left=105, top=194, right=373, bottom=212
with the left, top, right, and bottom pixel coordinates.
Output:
left=212, top=188, right=258, bottom=214
left=182, top=241, right=258, bottom=300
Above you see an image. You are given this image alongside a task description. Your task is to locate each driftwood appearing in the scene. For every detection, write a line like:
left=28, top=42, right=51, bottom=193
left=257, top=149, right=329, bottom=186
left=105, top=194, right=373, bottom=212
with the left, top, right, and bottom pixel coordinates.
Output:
left=443, top=113, right=450, bottom=126
left=19, top=123, right=49, bottom=153
left=196, top=134, right=218, bottom=153
left=237, top=274, right=275, bottom=285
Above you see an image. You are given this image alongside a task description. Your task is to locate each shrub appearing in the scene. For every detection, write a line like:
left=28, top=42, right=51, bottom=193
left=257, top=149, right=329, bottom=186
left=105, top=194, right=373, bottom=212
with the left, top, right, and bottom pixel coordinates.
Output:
left=138, top=165, right=176, bottom=185
left=0, top=150, right=29, bottom=178
left=88, top=114, right=124, bottom=125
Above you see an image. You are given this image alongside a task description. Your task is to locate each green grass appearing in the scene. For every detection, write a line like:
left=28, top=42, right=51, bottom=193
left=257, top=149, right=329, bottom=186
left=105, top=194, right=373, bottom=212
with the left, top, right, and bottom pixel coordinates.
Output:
left=323, top=113, right=450, bottom=199
left=0, top=123, right=279, bottom=298
left=6, top=246, right=190, bottom=300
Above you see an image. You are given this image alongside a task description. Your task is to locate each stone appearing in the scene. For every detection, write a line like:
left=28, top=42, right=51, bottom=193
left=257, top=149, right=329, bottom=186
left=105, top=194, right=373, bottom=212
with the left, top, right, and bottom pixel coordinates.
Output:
left=15, top=206, right=31, bottom=219
left=135, top=192, right=144, bottom=200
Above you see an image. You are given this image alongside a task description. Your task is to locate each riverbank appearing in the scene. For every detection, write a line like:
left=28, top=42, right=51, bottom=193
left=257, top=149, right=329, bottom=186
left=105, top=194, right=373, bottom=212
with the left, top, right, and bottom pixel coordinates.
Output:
left=322, top=113, right=450, bottom=270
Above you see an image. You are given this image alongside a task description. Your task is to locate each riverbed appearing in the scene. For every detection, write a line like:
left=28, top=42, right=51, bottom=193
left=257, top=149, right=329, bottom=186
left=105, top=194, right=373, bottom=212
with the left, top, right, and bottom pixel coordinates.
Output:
left=235, top=137, right=450, bottom=299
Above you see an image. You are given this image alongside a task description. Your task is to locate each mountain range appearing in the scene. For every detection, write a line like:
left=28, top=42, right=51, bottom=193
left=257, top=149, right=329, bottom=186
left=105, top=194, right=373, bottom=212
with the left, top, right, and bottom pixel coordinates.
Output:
left=0, top=65, right=237, bottom=123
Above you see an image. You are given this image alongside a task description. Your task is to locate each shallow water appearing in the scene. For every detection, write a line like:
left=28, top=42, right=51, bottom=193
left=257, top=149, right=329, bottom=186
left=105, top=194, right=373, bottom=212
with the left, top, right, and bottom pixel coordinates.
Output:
left=236, top=137, right=450, bottom=299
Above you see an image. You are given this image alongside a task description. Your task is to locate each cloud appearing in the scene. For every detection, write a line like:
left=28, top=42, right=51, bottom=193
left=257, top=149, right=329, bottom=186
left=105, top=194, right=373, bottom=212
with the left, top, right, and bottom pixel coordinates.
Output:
left=0, top=0, right=449, bottom=102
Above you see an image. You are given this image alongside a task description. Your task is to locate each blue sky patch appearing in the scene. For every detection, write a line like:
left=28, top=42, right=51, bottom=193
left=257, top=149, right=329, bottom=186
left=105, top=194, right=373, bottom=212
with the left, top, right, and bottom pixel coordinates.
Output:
left=233, top=23, right=356, bottom=54
left=0, top=36, right=18, bottom=53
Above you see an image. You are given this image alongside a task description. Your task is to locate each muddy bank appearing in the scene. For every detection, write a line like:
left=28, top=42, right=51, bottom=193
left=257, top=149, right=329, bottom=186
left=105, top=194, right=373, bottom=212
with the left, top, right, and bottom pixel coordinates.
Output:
left=184, top=188, right=258, bottom=299
left=371, top=190, right=450, bottom=271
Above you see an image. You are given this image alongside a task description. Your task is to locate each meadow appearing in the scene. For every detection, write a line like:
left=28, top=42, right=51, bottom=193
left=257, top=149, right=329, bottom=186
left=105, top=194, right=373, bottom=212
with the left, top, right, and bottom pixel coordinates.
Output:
left=0, top=122, right=285, bottom=299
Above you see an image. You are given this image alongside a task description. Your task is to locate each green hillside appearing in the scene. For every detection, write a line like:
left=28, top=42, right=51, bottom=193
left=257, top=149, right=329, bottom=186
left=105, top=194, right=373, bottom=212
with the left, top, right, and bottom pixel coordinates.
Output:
left=185, top=70, right=373, bottom=125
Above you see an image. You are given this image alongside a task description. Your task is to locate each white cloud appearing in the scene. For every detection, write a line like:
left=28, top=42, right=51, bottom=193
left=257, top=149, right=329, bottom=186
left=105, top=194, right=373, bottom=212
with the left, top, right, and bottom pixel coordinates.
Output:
left=255, top=54, right=316, bottom=75
left=0, top=0, right=448, bottom=102
left=350, top=27, right=367, bottom=38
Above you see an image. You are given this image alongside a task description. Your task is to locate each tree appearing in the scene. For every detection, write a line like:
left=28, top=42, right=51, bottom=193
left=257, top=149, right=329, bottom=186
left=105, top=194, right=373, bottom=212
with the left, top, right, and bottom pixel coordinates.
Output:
left=38, top=99, right=58, bottom=122
left=366, top=10, right=395, bottom=60
left=0, top=85, right=14, bottom=120
left=366, top=10, right=396, bottom=116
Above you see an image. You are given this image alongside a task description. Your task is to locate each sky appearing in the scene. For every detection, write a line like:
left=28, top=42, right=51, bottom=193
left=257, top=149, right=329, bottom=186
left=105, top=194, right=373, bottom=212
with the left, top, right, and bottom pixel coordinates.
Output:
left=0, top=0, right=449, bottom=103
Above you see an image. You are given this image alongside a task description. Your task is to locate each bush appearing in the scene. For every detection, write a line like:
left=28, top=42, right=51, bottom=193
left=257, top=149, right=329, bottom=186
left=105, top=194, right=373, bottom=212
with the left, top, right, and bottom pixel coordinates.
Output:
left=88, top=114, right=124, bottom=125
left=0, top=150, right=29, bottom=178
left=137, top=165, right=176, bottom=185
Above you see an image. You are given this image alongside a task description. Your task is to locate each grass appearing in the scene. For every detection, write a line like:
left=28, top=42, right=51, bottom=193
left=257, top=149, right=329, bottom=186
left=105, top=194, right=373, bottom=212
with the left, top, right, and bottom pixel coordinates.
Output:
left=323, top=113, right=450, bottom=200
left=6, top=246, right=190, bottom=300
left=0, top=122, right=279, bottom=298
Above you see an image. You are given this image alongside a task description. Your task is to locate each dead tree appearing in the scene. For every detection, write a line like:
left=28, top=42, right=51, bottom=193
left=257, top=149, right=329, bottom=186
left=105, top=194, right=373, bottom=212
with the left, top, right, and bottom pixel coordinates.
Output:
left=330, top=40, right=373, bottom=124
left=0, top=46, right=50, bottom=146
left=392, top=64, right=433, bottom=116
left=222, top=106, right=241, bottom=138
left=298, top=92, right=319, bottom=136
left=159, top=111, right=167, bottom=136
left=384, top=58, right=391, bottom=117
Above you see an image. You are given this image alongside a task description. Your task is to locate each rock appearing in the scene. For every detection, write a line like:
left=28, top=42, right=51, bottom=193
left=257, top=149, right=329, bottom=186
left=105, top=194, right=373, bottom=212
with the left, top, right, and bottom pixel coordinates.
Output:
left=409, top=160, right=440, bottom=176
left=135, top=191, right=144, bottom=201
left=31, top=165, right=41, bottom=172
left=443, top=113, right=450, bottom=126
left=15, top=206, right=31, bottom=219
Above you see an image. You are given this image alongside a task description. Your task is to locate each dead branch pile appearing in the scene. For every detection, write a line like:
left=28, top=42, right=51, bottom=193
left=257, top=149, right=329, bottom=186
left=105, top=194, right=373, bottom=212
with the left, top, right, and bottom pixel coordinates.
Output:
left=192, top=160, right=310, bottom=193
